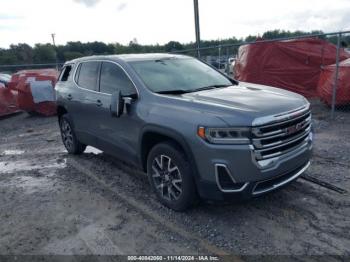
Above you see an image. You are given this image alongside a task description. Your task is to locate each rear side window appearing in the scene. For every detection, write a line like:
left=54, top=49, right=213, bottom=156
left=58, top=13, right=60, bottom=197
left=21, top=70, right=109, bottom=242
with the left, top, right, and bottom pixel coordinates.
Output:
left=59, top=65, right=72, bottom=81
left=76, top=61, right=100, bottom=91
left=99, top=62, right=136, bottom=96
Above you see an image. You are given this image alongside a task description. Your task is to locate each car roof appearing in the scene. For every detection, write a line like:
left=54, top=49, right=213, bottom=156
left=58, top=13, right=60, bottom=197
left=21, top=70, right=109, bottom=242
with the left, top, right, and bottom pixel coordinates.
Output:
left=66, top=53, right=191, bottom=64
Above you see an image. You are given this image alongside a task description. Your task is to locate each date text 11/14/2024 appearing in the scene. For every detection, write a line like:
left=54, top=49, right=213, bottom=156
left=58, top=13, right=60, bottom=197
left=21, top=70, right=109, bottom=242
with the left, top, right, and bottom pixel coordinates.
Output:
left=127, top=255, right=220, bottom=261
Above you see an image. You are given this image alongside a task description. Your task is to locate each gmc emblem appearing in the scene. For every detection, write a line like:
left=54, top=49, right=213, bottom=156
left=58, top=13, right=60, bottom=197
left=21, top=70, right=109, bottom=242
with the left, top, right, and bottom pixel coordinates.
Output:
left=286, top=123, right=303, bottom=135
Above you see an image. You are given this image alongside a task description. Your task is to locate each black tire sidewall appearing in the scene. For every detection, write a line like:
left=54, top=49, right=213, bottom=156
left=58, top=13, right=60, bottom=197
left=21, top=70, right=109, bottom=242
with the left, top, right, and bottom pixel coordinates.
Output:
left=59, top=114, right=86, bottom=154
left=147, top=142, right=197, bottom=211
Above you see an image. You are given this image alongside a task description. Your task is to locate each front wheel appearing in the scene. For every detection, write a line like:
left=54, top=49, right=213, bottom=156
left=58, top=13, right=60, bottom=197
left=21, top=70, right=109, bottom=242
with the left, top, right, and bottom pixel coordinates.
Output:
left=59, top=114, right=86, bottom=154
left=147, top=142, right=198, bottom=211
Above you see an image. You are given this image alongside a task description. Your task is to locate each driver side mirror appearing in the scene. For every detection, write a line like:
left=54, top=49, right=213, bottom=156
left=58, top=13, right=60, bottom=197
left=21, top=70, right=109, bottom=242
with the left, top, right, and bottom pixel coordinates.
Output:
left=110, top=90, right=124, bottom=117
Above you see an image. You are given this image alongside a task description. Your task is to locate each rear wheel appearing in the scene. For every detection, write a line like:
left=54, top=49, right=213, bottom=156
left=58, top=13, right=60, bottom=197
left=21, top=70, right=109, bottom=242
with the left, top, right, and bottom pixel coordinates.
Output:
left=147, top=142, right=197, bottom=211
left=59, top=114, right=86, bottom=154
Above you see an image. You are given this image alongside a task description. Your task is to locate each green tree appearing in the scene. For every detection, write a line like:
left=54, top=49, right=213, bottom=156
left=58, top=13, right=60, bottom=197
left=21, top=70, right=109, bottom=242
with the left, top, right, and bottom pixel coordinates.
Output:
left=63, top=51, right=84, bottom=60
left=164, top=41, right=184, bottom=52
left=1, top=29, right=348, bottom=68
left=10, top=44, right=33, bottom=64
left=128, top=39, right=143, bottom=53
left=33, top=44, right=56, bottom=63
left=0, top=48, right=18, bottom=65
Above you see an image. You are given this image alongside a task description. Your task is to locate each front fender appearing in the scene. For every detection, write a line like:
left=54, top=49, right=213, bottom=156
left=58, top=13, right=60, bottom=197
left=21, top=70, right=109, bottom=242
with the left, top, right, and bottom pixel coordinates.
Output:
left=139, top=124, right=200, bottom=182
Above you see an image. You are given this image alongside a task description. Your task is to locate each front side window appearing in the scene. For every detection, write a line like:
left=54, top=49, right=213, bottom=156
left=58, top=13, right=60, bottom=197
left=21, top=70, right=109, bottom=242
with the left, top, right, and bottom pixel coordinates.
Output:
left=99, top=62, right=136, bottom=96
left=130, top=57, right=232, bottom=93
left=76, top=61, right=100, bottom=91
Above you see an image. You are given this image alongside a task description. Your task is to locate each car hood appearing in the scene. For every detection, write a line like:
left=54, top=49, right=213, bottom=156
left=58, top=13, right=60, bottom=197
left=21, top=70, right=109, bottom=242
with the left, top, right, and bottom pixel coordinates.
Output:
left=179, top=82, right=308, bottom=126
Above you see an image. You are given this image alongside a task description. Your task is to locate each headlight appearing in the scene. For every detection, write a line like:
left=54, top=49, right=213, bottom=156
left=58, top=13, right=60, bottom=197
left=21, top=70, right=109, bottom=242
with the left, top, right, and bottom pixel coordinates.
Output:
left=198, top=127, right=251, bottom=144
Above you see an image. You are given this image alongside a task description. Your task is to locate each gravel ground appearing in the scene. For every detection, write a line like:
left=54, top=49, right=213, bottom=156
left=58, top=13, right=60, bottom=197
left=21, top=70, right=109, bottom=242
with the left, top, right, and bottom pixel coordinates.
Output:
left=0, top=104, right=349, bottom=258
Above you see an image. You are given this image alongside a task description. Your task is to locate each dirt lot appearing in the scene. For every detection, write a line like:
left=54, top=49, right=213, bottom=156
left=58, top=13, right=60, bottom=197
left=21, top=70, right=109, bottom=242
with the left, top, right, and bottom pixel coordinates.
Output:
left=0, top=104, right=349, bottom=259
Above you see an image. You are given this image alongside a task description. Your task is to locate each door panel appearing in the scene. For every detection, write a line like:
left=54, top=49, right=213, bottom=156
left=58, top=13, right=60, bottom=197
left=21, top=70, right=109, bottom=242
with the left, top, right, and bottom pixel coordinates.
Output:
left=72, top=61, right=101, bottom=142
left=94, top=93, right=141, bottom=163
left=93, top=61, right=141, bottom=163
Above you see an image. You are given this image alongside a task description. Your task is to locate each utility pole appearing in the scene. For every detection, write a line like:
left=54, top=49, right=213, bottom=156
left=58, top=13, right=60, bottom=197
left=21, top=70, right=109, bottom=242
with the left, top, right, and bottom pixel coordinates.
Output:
left=331, top=33, right=341, bottom=119
left=193, top=0, right=201, bottom=58
left=51, top=33, right=59, bottom=70
left=51, top=33, right=56, bottom=47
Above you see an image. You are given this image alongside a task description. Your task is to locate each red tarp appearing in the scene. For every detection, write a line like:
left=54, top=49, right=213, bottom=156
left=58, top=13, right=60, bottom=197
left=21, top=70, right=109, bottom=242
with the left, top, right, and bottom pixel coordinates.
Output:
left=8, top=69, right=59, bottom=116
left=234, top=38, right=350, bottom=98
left=0, top=85, right=19, bottom=117
left=318, top=58, right=350, bottom=106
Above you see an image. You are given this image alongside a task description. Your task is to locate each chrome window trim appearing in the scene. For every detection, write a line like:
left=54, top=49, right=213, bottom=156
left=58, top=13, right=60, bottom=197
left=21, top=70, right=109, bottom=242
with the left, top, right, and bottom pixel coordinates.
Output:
left=72, top=60, right=140, bottom=97
left=215, top=163, right=249, bottom=193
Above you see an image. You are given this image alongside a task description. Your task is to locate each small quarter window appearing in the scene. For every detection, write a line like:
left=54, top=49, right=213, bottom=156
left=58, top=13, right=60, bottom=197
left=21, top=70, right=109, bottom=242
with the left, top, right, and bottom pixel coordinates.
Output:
left=59, top=65, right=72, bottom=82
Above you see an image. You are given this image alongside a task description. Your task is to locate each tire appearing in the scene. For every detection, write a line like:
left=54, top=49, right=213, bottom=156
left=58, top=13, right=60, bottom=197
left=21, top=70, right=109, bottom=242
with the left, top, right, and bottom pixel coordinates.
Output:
left=27, top=111, right=39, bottom=116
left=59, top=114, right=86, bottom=154
left=147, top=141, right=198, bottom=211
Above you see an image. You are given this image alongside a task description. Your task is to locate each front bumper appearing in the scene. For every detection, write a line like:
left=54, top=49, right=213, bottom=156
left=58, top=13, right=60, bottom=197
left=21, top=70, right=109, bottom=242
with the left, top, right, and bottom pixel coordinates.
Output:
left=191, top=133, right=312, bottom=201
left=197, top=161, right=310, bottom=201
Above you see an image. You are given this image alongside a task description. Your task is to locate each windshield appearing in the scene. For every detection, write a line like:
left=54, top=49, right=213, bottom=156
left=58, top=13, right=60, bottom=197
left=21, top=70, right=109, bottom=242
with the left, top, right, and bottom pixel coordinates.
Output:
left=129, top=58, right=232, bottom=93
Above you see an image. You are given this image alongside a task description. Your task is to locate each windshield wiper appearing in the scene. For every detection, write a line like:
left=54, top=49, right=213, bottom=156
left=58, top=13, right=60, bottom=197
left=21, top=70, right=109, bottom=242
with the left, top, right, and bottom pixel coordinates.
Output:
left=155, top=84, right=231, bottom=95
left=156, top=90, right=189, bottom=94
left=188, top=84, right=231, bottom=93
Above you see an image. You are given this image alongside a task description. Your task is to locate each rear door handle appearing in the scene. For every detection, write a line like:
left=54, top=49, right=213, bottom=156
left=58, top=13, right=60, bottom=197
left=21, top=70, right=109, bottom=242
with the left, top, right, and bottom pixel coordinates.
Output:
left=67, top=94, right=72, bottom=100
left=96, top=100, right=103, bottom=107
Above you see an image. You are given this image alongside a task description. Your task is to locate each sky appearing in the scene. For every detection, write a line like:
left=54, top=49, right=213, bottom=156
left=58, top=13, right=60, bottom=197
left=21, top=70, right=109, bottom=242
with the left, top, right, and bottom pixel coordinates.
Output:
left=0, top=0, right=350, bottom=48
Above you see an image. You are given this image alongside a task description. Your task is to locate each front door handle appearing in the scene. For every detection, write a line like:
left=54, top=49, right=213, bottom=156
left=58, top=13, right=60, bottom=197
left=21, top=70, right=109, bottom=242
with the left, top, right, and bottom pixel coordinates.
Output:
left=67, top=94, right=72, bottom=100
left=96, top=100, right=103, bottom=107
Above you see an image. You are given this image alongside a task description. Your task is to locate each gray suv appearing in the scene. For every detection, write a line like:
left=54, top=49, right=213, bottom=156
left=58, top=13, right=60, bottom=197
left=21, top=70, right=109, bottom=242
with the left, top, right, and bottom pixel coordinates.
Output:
left=56, top=54, right=312, bottom=211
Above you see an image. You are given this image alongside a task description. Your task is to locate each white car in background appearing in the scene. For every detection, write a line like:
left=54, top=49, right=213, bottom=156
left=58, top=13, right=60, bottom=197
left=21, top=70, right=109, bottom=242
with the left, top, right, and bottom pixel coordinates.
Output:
left=228, top=57, right=236, bottom=75
left=0, top=73, right=11, bottom=87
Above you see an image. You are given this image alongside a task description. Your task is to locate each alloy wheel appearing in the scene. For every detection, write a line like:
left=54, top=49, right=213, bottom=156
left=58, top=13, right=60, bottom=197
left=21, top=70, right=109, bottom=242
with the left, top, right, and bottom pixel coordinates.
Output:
left=151, top=154, right=183, bottom=201
left=60, top=119, right=74, bottom=151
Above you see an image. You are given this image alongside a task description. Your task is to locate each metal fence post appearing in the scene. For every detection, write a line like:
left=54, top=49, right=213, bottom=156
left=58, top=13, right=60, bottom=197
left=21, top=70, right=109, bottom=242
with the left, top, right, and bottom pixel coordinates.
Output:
left=331, top=33, right=341, bottom=119
left=193, top=0, right=201, bottom=58
left=218, top=44, right=221, bottom=71
left=226, top=47, right=230, bottom=75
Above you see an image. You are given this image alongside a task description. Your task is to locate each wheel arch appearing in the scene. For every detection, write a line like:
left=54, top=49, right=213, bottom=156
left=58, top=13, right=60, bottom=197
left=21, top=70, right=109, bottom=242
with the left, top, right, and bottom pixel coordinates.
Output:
left=57, top=105, right=68, bottom=120
left=139, top=125, right=199, bottom=180
left=56, top=105, right=76, bottom=130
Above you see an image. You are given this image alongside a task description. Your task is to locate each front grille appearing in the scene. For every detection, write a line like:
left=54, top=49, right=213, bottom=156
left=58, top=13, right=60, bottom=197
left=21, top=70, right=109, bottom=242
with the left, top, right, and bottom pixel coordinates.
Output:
left=251, top=108, right=311, bottom=162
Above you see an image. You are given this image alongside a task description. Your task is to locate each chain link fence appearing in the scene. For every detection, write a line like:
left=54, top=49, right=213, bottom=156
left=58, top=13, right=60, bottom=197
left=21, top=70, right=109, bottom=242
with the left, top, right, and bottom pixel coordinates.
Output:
left=172, top=31, right=350, bottom=120
left=0, top=63, right=63, bottom=74
left=1, top=31, right=350, bottom=120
